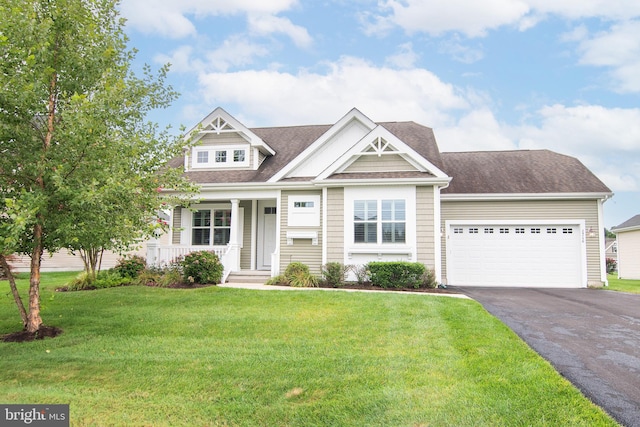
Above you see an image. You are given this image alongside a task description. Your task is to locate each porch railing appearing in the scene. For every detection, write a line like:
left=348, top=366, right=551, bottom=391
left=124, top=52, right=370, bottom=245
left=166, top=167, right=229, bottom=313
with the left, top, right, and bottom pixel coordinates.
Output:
left=146, top=244, right=233, bottom=282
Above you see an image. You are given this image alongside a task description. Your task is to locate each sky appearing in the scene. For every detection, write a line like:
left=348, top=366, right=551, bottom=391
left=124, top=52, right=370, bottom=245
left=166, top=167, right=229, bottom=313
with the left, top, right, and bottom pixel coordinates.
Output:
left=120, top=0, right=639, bottom=229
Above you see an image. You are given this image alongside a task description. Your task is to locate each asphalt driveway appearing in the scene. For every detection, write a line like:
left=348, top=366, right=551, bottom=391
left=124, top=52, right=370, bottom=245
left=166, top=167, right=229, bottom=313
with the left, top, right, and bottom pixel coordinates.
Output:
left=457, top=287, right=640, bottom=427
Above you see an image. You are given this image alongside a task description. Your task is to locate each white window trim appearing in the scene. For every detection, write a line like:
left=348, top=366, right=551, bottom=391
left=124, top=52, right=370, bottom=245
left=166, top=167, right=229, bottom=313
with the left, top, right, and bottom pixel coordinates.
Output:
left=181, top=203, right=244, bottom=247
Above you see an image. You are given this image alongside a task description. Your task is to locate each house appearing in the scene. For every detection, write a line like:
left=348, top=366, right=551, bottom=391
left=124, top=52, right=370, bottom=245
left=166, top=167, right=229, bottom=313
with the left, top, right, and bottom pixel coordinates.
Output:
left=611, top=215, right=640, bottom=280
left=148, top=107, right=612, bottom=288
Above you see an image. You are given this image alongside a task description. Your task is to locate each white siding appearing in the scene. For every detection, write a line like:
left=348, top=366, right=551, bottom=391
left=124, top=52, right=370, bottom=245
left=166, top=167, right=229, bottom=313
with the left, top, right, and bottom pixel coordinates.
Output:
left=617, top=230, right=640, bottom=280
left=280, top=190, right=323, bottom=274
left=343, top=154, right=417, bottom=173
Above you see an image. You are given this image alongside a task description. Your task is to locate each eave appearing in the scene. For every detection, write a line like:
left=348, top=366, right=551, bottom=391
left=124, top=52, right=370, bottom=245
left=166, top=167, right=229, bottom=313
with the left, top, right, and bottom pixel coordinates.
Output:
left=441, top=192, right=614, bottom=201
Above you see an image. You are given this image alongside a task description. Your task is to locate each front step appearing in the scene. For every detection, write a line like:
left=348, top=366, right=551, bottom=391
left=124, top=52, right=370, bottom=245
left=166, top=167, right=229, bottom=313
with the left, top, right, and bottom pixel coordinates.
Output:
left=225, top=270, right=271, bottom=284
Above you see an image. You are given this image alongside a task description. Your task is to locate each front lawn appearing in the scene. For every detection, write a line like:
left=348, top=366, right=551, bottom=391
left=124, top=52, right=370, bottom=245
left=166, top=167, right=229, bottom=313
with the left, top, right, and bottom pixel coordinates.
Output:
left=1, top=272, right=617, bottom=426
left=606, top=274, right=640, bottom=294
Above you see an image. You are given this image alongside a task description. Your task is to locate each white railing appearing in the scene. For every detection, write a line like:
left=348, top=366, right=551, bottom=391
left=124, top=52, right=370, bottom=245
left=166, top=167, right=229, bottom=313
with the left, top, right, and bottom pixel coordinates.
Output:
left=146, top=244, right=235, bottom=283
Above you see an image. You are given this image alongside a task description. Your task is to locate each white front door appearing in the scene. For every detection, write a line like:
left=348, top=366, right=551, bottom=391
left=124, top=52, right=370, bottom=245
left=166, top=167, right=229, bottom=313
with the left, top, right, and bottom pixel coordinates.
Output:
left=257, top=201, right=277, bottom=270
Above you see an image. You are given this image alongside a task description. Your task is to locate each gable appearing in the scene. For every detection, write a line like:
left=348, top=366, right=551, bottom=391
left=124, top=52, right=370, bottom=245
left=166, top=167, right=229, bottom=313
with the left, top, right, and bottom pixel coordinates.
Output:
left=342, top=153, right=419, bottom=173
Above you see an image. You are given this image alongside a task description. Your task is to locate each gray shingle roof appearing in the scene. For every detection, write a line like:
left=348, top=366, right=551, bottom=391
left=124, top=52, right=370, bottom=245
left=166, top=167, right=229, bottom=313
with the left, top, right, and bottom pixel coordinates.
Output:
left=175, top=122, right=442, bottom=184
left=441, top=150, right=611, bottom=194
left=612, top=214, right=640, bottom=231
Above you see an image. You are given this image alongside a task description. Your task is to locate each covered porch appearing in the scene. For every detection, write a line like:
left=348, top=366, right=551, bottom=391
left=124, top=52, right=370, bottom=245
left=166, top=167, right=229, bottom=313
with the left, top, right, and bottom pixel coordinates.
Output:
left=146, top=198, right=279, bottom=282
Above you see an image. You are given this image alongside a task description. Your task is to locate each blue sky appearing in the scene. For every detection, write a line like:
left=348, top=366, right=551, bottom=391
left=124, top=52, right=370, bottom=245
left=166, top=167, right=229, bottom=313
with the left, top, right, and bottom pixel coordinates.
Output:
left=120, top=0, right=639, bottom=229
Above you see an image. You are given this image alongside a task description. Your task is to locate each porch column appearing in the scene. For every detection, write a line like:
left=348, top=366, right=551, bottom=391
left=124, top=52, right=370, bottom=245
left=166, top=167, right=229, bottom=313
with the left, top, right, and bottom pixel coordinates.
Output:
left=228, top=199, right=241, bottom=271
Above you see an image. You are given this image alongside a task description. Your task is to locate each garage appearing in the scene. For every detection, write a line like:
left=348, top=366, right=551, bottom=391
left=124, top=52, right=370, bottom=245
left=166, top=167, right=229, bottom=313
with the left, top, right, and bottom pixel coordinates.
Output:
left=446, top=222, right=585, bottom=287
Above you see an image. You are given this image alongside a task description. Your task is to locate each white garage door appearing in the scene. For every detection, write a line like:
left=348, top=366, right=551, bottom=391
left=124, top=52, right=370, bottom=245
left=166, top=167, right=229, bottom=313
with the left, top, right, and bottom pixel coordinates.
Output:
left=447, top=223, right=584, bottom=287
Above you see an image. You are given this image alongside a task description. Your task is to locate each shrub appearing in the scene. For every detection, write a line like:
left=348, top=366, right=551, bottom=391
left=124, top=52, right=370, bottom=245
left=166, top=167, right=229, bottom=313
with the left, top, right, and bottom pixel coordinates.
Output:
left=284, top=262, right=310, bottom=281
left=606, top=258, right=617, bottom=274
left=352, top=264, right=369, bottom=284
left=114, top=255, right=146, bottom=279
left=321, top=262, right=349, bottom=287
left=180, top=251, right=224, bottom=285
left=367, top=262, right=426, bottom=289
left=420, top=268, right=438, bottom=289
left=67, top=271, right=131, bottom=291
left=265, top=274, right=288, bottom=286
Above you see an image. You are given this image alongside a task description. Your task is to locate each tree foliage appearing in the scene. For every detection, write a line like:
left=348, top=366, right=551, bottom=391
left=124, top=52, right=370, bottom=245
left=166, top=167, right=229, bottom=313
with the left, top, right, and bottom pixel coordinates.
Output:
left=0, top=0, right=197, bottom=332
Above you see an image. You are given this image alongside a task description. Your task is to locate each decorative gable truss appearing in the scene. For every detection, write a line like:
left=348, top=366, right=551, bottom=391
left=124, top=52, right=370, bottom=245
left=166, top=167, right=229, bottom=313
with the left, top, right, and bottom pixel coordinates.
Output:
left=315, top=125, right=449, bottom=182
left=185, top=107, right=275, bottom=172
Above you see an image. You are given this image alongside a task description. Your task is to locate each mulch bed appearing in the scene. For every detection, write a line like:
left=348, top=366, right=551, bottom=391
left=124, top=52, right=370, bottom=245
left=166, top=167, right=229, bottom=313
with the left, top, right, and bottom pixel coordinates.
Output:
left=315, top=283, right=459, bottom=294
left=2, top=325, right=63, bottom=343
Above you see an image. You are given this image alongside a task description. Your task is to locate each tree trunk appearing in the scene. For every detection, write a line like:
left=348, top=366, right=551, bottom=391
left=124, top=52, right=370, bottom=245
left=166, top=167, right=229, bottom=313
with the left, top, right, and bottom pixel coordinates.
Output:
left=26, top=221, right=44, bottom=333
left=0, top=254, right=28, bottom=327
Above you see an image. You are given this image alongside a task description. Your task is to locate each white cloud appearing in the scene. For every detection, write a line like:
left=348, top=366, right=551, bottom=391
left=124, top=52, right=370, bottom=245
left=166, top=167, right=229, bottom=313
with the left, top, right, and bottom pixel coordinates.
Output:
left=438, top=36, right=484, bottom=64
left=205, top=36, right=270, bottom=72
left=436, top=109, right=516, bottom=152
left=247, top=14, right=313, bottom=48
left=120, top=0, right=301, bottom=38
left=571, top=20, right=640, bottom=93
left=196, top=56, right=470, bottom=127
left=367, top=0, right=640, bottom=38
left=384, top=43, right=419, bottom=69
left=516, top=104, right=640, bottom=191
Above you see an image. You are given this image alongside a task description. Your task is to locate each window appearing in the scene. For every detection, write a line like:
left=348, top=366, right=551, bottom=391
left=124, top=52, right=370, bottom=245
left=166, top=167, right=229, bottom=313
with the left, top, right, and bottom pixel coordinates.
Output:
left=354, top=200, right=377, bottom=243
left=192, top=210, right=211, bottom=245
left=500, top=228, right=509, bottom=234
left=484, top=227, right=494, bottom=234
left=453, top=228, right=463, bottom=234
left=354, top=200, right=405, bottom=244
left=192, top=209, right=231, bottom=246
left=215, top=150, right=227, bottom=163
left=515, top=228, right=525, bottom=234
left=469, top=228, right=479, bottom=234
left=547, top=228, right=557, bottom=234
left=294, top=201, right=314, bottom=208
left=196, top=151, right=208, bottom=164
left=562, top=228, right=573, bottom=234
left=233, top=149, right=245, bottom=162
left=531, top=228, right=541, bottom=234
left=381, top=200, right=405, bottom=243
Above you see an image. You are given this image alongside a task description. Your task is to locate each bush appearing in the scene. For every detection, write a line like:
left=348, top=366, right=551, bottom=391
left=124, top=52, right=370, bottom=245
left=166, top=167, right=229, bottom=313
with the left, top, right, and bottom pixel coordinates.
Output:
left=114, top=255, right=146, bottom=279
left=606, top=258, right=617, bottom=274
left=67, top=271, right=132, bottom=291
left=284, top=262, right=318, bottom=287
left=265, top=274, right=288, bottom=286
left=367, top=262, right=426, bottom=289
left=179, top=251, right=224, bottom=285
left=420, top=268, right=438, bottom=289
left=321, top=262, right=349, bottom=287
left=352, top=264, right=369, bottom=284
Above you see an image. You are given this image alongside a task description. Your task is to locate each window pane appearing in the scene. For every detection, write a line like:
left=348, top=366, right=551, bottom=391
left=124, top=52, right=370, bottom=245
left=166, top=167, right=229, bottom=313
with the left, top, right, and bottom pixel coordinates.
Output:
left=382, top=223, right=392, bottom=242
left=367, top=201, right=377, bottom=220
left=214, top=210, right=231, bottom=227
left=233, top=150, right=245, bottom=162
left=394, top=223, right=405, bottom=243
left=215, top=151, right=227, bottom=163
left=382, top=200, right=392, bottom=221
left=192, top=228, right=210, bottom=245
left=395, top=200, right=405, bottom=221
left=193, top=210, right=211, bottom=227
left=367, top=223, right=377, bottom=242
left=354, top=201, right=364, bottom=221
left=354, top=223, right=365, bottom=242
left=197, top=151, right=208, bottom=163
left=213, top=228, right=230, bottom=245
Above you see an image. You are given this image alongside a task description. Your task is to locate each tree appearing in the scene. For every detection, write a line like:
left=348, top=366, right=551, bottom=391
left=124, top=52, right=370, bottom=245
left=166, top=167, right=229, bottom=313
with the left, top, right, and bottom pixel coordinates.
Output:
left=0, top=0, right=197, bottom=333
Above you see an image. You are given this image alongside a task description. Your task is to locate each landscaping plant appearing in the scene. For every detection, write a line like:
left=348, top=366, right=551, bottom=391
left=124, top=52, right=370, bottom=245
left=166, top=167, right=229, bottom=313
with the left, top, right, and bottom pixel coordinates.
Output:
left=179, top=251, right=224, bottom=285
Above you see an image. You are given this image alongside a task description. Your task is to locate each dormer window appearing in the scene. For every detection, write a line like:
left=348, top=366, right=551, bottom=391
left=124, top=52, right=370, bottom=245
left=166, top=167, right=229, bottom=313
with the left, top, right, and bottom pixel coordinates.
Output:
left=197, top=151, right=208, bottom=164
left=192, top=146, right=249, bottom=169
left=215, top=150, right=227, bottom=163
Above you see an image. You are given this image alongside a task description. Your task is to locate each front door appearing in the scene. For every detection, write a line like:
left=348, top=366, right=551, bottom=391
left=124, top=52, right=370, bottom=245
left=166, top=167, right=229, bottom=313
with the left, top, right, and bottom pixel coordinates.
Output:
left=257, top=200, right=277, bottom=270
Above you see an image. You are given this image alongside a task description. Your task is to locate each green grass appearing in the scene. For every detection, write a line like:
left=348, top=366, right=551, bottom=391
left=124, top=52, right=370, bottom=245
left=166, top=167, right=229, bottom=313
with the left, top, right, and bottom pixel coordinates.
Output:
left=606, top=274, right=640, bottom=294
left=1, top=272, right=618, bottom=426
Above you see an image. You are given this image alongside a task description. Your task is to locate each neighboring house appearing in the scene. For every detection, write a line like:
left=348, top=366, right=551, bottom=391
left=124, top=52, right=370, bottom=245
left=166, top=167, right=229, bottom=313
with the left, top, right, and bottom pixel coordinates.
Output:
left=605, top=238, right=617, bottom=260
left=149, top=107, right=612, bottom=288
left=611, top=214, right=640, bottom=280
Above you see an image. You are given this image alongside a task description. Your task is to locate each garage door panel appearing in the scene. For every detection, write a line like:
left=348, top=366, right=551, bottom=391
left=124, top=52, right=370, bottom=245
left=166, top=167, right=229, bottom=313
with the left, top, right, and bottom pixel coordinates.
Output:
left=448, top=224, right=583, bottom=287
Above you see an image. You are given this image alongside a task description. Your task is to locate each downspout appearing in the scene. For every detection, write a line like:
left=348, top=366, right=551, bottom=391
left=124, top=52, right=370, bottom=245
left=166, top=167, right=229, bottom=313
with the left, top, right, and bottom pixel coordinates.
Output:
left=434, top=180, right=450, bottom=285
